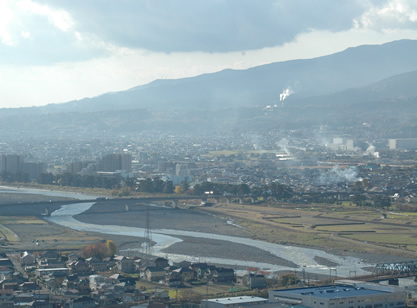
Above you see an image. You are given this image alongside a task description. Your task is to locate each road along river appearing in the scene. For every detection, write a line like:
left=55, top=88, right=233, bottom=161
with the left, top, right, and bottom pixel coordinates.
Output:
left=44, top=200, right=373, bottom=277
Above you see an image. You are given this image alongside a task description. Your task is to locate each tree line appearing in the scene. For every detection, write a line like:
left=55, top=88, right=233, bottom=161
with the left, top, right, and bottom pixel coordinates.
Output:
left=350, top=194, right=391, bottom=208
left=37, top=172, right=122, bottom=189
left=191, top=181, right=294, bottom=200
left=0, top=170, right=395, bottom=207
left=0, top=171, right=30, bottom=183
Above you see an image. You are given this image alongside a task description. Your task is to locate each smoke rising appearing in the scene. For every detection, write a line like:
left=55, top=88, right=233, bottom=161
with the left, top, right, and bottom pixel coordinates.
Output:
left=277, top=138, right=291, bottom=155
left=317, top=166, right=362, bottom=185
left=279, top=87, right=293, bottom=101
left=364, top=144, right=380, bottom=158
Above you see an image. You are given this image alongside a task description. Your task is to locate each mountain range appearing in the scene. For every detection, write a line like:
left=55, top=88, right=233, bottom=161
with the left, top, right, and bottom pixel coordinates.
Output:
left=1, top=39, right=417, bottom=137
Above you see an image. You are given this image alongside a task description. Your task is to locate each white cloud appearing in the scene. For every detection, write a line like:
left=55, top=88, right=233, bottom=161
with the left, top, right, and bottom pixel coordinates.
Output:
left=0, top=0, right=102, bottom=65
left=17, top=0, right=74, bottom=32
left=0, top=0, right=17, bottom=45
left=0, top=0, right=74, bottom=46
left=355, top=0, right=417, bottom=29
left=21, top=30, right=30, bottom=38
left=32, top=0, right=367, bottom=53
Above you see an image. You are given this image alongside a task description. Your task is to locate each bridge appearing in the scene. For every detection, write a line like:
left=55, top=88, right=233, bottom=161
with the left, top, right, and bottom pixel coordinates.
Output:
left=346, top=260, right=417, bottom=285
left=373, top=260, right=417, bottom=276
left=1, top=194, right=256, bottom=216
left=94, top=194, right=256, bottom=209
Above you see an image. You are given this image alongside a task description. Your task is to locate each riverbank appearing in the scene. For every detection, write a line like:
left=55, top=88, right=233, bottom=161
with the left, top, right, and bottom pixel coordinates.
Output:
left=0, top=183, right=112, bottom=198
left=1, top=185, right=414, bottom=276
left=69, top=201, right=375, bottom=276
left=75, top=204, right=299, bottom=268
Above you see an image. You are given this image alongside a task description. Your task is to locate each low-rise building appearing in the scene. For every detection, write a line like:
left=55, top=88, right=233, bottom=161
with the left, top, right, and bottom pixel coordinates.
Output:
left=143, top=267, right=166, bottom=282
left=212, top=267, right=235, bottom=283
left=35, top=268, right=69, bottom=278
left=21, top=251, right=35, bottom=266
left=114, top=256, right=136, bottom=273
left=268, top=281, right=407, bottom=308
left=201, top=296, right=268, bottom=308
left=244, top=273, right=266, bottom=289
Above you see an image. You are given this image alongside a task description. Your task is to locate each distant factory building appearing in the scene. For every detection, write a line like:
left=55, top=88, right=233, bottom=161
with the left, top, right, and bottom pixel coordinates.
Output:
left=330, top=138, right=368, bottom=152
left=388, top=138, right=417, bottom=150
left=330, top=138, right=355, bottom=151
left=269, top=281, right=406, bottom=308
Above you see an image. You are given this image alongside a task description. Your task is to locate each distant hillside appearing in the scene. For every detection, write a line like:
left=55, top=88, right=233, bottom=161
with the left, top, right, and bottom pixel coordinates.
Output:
left=292, top=70, right=417, bottom=108
left=1, top=39, right=417, bottom=138
left=38, top=39, right=417, bottom=113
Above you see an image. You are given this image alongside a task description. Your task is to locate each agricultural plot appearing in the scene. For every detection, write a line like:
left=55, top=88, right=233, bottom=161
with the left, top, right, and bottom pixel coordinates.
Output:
left=203, top=202, right=417, bottom=258
left=0, top=215, right=103, bottom=251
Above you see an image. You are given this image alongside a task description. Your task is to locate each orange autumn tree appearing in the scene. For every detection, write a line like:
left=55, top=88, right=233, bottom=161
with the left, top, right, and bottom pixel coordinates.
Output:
left=106, top=240, right=117, bottom=256
left=82, top=241, right=117, bottom=259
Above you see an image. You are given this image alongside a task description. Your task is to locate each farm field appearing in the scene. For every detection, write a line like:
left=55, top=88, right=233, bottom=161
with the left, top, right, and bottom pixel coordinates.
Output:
left=199, top=202, right=417, bottom=261
left=1, top=185, right=417, bottom=267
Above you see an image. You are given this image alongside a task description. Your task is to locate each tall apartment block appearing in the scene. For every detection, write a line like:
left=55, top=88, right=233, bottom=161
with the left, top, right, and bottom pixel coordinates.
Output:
left=0, top=154, right=23, bottom=173
left=100, top=153, right=132, bottom=172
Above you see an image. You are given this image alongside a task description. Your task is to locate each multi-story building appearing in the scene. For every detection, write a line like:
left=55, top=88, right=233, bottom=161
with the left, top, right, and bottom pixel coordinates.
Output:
left=67, top=161, right=84, bottom=174
left=0, top=154, right=23, bottom=173
left=0, top=154, right=6, bottom=171
left=388, top=138, right=417, bottom=150
left=22, top=162, right=47, bottom=180
left=120, top=153, right=132, bottom=172
left=100, top=153, right=132, bottom=172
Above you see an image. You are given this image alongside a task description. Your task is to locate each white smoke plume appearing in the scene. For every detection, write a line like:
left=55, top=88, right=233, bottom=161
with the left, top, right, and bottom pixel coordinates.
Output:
left=364, top=144, right=380, bottom=158
left=279, top=87, right=293, bottom=102
left=317, top=166, right=362, bottom=185
left=277, top=138, right=291, bottom=155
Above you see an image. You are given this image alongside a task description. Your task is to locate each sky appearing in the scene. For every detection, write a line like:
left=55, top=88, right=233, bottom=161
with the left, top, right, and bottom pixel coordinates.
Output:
left=0, top=0, right=417, bottom=109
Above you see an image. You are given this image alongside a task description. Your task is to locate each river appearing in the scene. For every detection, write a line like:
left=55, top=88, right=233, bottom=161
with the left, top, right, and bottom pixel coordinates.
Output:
left=1, top=186, right=373, bottom=277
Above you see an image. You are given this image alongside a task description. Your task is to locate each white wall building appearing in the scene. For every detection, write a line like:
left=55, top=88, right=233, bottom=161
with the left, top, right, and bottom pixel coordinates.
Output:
left=201, top=296, right=269, bottom=308
left=388, top=138, right=417, bottom=150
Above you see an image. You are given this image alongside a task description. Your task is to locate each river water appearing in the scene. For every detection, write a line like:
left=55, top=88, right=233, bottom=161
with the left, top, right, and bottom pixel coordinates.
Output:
left=1, top=186, right=373, bottom=277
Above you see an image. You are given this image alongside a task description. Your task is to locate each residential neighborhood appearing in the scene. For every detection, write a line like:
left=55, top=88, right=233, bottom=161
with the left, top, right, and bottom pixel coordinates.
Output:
left=0, top=250, right=267, bottom=307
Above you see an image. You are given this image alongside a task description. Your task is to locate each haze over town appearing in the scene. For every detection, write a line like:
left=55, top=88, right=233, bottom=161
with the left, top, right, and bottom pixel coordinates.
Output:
left=1, top=1, right=417, bottom=307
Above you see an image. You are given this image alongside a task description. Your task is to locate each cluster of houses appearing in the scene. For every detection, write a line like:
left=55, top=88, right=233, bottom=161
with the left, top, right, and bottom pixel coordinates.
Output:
left=0, top=250, right=266, bottom=307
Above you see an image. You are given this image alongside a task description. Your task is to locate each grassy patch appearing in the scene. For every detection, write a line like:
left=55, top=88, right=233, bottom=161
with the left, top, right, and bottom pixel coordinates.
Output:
left=0, top=192, right=75, bottom=204
left=0, top=224, right=19, bottom=241
left=341, top=233, right=417, bottom=246
left=0, top=216, right=47, bottom=225
left=315, top=223, right=400, bottom=232
left=204, top=203, right=417, bottom=258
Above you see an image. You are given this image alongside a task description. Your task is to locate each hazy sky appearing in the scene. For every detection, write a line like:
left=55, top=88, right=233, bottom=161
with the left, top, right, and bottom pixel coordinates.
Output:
left=1, top=0, right=417, bottom=109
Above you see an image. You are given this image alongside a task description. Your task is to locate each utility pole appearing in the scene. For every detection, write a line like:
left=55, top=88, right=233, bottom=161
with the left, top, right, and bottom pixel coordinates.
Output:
left=143, top=205, right=153, bottom=257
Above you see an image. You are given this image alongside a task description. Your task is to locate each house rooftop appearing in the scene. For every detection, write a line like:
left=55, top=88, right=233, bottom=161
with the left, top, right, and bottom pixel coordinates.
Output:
left=272, top=285, right=390, bottom=299
left=204, top=296, right=268, bottom=305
